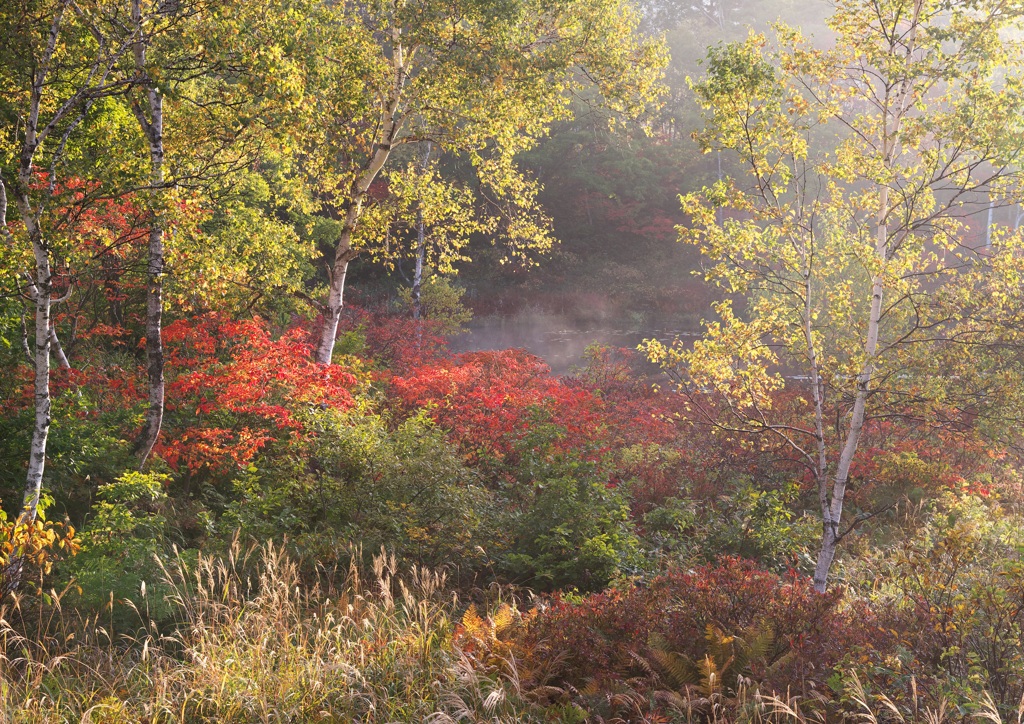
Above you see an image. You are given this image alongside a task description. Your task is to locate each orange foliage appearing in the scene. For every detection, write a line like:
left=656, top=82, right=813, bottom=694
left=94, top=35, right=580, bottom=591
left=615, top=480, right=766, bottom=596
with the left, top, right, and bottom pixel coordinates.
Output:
left=156, top=314, right=358, bottom=473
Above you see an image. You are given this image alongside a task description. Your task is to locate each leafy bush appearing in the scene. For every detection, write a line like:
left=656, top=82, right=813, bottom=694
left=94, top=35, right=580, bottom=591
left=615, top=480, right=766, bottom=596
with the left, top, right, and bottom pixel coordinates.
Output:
left=62, top=471, right=180, bottom=621
left=227, top=409, right=493, bottom=574
left=158, top=314, right=358, bottom=477
left=396, top=273, right=474, bottom=335
left=498, top=414, right=640, bottom=591
left=390, top=348, right=605, bottom=476
left=337, top=304, right=449, bottom=372
left=0, top=374, right=138, bottom=521
left=503, top=469, right=639, bottom=592
left=521, top=557, right=889, bottom=695
left=698, top=481, right=818, bottom=570
left=845, top=493, right=1024, bottom=713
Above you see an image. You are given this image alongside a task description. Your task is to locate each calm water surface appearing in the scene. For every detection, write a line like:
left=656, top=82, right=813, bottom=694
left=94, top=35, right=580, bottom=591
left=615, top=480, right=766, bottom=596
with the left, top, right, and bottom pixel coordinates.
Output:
left=449, top=312, right=699, bottom=376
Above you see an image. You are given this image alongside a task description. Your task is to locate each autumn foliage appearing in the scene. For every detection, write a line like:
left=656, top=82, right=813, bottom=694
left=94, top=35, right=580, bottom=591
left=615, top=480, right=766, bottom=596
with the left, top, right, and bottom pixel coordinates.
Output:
left=522, top=557, right=889, bottom=693
left=157, top=314, right=358, bottom=474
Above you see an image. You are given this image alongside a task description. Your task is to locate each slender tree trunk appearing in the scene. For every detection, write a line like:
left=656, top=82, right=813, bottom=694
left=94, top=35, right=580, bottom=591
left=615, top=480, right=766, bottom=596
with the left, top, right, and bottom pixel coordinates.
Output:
left=49, top=324, right=70, bottom=370
left=715, top=150, right=724, bottom=226
left=412, top=206, right=425, bottom=321
left=15, top=192, right=54, bottom=544
left=4, top=6, right=67, bottom=555
left=411, top=143, right=431, bottom=323
left=4, top=248, right=55, bottom=596
left=0, top=172, right=53, bottom=594
left=136, top=213, right=164, bottom=468
left=26, top=275, right=52, bottom=522
left=15, top=22, right=59, bottom=532
left=315, top=35, right=407, bottom=365
left=316, top=228, right=360, bottom=365
left=811, top=0, right=922, bottom=593
left=132, top=0, right=166, bottom=469
left=985, top=196, right=994, bottom=250
left=812, top=183, right=889, bottom=593
left=803, top=264, right=830, bottom=579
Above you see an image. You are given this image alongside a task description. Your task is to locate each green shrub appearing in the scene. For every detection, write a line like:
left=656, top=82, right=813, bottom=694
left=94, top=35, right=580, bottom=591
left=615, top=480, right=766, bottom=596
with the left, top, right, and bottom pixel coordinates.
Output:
left=0, top=386, right=136, bottom=521
left=702, top=481, right=818, bottom=569
left=503, top=471, right=639, bottom=592
left=636, top=478, right=817, bottom=573
left=227, top=408, right=493, bottom=573
left=396, top=273, right=473, bottom=335
left=500, top=420, right=640, bottom=591
left=62, top=471, right=180, bottom=622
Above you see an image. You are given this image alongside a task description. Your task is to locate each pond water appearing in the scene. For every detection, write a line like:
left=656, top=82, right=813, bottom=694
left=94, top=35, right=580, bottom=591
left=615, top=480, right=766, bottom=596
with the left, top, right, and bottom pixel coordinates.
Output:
left=449, top=311, right=699, bottom=376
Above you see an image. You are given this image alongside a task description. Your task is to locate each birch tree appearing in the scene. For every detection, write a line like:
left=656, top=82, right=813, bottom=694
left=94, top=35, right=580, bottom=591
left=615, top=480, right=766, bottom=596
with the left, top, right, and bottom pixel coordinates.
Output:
left=127, top=0, right=170, bottom=468
left=121, top=0, right=321, bottom=466
left=0, top=1, right=144, bottom=582
left=369, top=157, right=483, bottom=316
left=644, top=0, right=1024, bottom=591
left=292, top=0, right=666, bottom=365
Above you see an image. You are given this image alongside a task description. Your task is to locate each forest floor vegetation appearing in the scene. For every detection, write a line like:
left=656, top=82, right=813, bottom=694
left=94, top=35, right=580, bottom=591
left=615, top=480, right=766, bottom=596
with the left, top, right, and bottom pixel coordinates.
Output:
left=0, top=308, right=1023, bottom=722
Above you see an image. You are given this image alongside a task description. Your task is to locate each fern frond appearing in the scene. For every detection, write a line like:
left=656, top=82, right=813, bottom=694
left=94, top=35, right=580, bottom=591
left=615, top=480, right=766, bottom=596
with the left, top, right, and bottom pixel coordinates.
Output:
left=741, top=623, right=775, bottom=664
left=654, top=688, right=690, bottom=712
left=699, top=653, right=723, bottom=697
left=491, top=603, right=515, bottom=635
left=461, top=605, right=487, bottom=640
left=650, top=648, right=700, bottom=689
left=629, top=649, right=658, bottom=679
left=647, top=633, right=700, bottom=689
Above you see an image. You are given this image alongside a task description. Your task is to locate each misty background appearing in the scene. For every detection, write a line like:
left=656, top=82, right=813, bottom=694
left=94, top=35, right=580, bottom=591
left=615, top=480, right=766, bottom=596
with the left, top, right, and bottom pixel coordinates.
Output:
left=350, top=0, right=1003, bottom=374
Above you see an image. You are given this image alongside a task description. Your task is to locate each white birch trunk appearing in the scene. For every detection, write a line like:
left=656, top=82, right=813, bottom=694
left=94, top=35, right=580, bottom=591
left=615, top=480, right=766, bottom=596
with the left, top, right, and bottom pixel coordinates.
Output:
left=23, top=228, right=53, bottom=527
left=412, top=206, right=425, bottom=322
left=810, top=0, right=923, bottom=593
left=803, top=265, right=830, bottom=578
left=315, top=200, right=365, bottom=365
left=14, top=7, right=65, bottom=533
left=811, top=153, right=890, bottom=592
left=315, top=35, right=407, bottom=365
left=26, top=305, right=51, bottom=519
left=49, top=325, right=70, bottom=370
left=0, top=172, right=52, bottom=593
left=131, top=1, right=167, bottom=468
left=411, top=143, right=431, bottom=323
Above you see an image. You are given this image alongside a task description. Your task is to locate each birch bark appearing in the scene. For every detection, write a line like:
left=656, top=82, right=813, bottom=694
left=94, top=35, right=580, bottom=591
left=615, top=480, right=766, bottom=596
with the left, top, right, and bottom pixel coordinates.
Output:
left=0, top=1, right=135, bottom=594
left=315, top=33, right=407, bottom=365
left=812, top=184, right=888, bottom=591
left=130, top=0, right=167, bottom=469
left=811, top=0, right=923, bottom=592
left=13, top=4, right=68, bottom=535
left=411, top=144, right=432, bottom=323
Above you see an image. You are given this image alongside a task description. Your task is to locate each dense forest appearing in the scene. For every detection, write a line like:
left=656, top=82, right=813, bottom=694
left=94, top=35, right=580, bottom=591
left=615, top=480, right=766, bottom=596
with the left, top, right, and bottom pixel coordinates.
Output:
left=5, top=0, right=1024, bottom=721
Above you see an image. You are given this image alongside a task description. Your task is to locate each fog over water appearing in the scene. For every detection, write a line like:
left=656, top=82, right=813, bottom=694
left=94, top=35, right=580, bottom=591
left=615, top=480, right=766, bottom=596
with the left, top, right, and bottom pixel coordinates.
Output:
left=449, top=310, right=823, bottom=382
left=449, top=311, right=700, bottom=376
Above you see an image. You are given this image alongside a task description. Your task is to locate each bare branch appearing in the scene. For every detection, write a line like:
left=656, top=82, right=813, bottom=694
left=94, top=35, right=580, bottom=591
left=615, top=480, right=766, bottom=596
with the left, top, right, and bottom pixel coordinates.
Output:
left=837, top=501, right=899, bottom=542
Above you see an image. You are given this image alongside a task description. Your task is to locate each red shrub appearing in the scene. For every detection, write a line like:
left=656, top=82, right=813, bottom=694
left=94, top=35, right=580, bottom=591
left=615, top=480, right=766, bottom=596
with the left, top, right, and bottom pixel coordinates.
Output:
left=334, top=306, right=448, bottom=373
left=156, top=314, right=357, bottom=473
left=652, top=557, right=875, bottom=686
left=524, top=585, right=656, bottom=682
left=390, top=349, right=606, bottom=471
left=521, top=557, right=892, bottom=693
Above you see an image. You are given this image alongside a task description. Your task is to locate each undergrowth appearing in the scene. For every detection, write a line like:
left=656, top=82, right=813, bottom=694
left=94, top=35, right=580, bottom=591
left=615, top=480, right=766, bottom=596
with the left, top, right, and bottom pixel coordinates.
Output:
left=0, top=541, right=1020, bottom=723
left=0, top=541, right=544, bottom=723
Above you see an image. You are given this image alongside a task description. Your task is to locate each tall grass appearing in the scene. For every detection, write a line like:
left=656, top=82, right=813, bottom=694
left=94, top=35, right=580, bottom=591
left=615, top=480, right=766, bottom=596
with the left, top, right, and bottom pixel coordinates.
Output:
left=0, top=543, right=1018, bottom=723
left=646, top=675, right=1024, bottom=724
left=0, top=541, right=541, bottom=723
